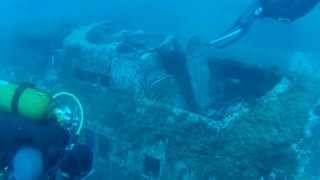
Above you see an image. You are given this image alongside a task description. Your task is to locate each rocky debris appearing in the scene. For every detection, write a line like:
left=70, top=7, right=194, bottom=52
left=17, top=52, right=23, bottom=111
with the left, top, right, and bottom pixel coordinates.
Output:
left=4, top=21, right=315, bottom=179
left=63, top=22, right=165, bottom=90
left=62, top=22, right=202, bottom=111
left=75, top=76, right=320, bottom=180
left=62, top=22, right=286, bottom=115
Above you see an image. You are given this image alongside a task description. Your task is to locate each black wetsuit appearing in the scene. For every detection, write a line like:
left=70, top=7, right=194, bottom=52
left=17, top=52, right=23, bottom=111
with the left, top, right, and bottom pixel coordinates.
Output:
left=0, top=111, right=69, bottom=175
left=260, top=0, right=320, bottom=21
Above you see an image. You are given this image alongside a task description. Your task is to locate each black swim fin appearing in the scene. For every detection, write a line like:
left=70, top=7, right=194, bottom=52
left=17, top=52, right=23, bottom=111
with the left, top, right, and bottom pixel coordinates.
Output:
left=208, top=27, right=246, bottom=49
left=208, top=2, right=263, bottom=49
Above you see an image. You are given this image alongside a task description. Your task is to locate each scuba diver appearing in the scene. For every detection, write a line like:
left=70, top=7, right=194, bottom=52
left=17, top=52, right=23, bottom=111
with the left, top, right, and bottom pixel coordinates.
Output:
left=208, top=0, right=320, bottom=48
left=0, top=81, right=93, bottom=180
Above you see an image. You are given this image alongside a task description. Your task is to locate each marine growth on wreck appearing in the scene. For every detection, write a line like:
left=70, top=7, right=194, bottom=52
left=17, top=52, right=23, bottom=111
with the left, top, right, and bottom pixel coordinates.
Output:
left=18, top=22, right=318, bottom=179
left=1, top=1, right=320, bottom=179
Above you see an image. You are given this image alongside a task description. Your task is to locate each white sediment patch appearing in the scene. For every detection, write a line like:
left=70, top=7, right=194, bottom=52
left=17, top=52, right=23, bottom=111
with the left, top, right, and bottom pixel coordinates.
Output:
left=289, top=51, right=320, bottom=80
left=305, top=99, right=320, bottom=137
left=261, top=78, right=291, bottom=102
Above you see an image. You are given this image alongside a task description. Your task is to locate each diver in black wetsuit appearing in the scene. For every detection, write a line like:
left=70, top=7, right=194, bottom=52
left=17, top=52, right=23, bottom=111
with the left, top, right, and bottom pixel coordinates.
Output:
left=208, top=0, right=320, bottom=48
left=0, top=112, right=93, bottom=180
left=0, top=82, right=93, bottom=180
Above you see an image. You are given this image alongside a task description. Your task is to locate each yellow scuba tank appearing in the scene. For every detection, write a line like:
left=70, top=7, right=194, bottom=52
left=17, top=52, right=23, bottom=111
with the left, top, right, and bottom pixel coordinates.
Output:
left=0, top=80, right=52, bottom=121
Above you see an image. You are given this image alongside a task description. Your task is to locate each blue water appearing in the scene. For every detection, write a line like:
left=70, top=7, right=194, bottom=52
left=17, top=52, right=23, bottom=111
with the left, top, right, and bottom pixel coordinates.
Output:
left=1, top=0, right=320, bottom=179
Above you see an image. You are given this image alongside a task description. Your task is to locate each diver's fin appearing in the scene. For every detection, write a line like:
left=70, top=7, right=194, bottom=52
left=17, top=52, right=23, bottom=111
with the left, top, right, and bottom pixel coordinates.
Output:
left=208, top=2, right=262, bottom=49
left=208, top=28, right=244, bottom=48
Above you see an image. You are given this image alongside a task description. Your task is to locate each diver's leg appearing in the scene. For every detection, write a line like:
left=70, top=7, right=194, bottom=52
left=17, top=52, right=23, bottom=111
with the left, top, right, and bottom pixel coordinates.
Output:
left=208, top=0, right=263, bottom=48
left=8, top=147, right=44, bottom=180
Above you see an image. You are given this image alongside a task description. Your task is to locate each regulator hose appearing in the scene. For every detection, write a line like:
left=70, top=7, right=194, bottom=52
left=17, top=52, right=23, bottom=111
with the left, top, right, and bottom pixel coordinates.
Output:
left=53, top=92, right=84, bottom=136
